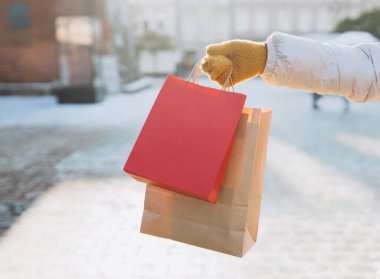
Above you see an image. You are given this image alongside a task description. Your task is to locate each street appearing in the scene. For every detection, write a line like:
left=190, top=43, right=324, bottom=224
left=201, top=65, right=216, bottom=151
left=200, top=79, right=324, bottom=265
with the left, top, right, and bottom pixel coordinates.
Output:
left=0, top=77, right=379, bottom=278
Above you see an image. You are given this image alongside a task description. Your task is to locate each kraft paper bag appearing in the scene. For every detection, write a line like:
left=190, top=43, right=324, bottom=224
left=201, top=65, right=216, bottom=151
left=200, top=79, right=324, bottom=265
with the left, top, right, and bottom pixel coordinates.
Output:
left=124, top=75, right=246, bottom=203
left=140, top=107, right=272, bottom=257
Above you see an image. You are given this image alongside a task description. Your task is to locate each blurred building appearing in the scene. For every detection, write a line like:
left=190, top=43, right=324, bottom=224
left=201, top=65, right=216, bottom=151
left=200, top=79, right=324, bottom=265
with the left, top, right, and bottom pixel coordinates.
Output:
left=130, top=0, right=179, bottom=75
left=0, top=0, right=136, bottom=96
left=230, top=0, right=380, bottom=39
left=105, top=0, right=138, bottom=83
left=130, top=0, right=380, bottom=75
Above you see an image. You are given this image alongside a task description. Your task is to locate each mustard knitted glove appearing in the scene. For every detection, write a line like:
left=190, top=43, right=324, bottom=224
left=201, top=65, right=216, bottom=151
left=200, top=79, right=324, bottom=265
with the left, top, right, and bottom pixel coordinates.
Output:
left=200, top=40, right=267, bottom=87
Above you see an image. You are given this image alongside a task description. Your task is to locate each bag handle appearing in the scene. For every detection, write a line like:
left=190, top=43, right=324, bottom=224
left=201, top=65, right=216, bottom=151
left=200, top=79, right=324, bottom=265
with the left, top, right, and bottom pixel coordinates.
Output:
left=186, top=58, right=235, bottom=92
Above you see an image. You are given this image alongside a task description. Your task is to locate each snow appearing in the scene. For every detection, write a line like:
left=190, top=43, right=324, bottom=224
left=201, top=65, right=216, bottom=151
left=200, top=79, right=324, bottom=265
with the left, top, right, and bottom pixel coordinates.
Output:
left=1, top=77, right=380, bottom=278
left=0, top=83, right=157, bottom=128
left=3, top=76, right=379, bottom=195
left=1, top=76, right=379, bottom=131
left=123, top=77, right=153, bottom=93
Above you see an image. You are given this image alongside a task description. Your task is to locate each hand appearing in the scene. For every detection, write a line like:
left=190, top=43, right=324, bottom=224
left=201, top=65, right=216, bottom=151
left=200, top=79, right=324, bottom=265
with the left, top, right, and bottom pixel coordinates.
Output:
left=200, top=40, right=267, bottom=87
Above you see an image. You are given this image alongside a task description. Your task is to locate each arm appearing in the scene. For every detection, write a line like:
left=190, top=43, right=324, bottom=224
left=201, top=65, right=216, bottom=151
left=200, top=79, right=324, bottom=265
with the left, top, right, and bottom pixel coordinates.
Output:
left=201, top=32, right=380, bottom=103
left=262, top=32, right=380, bottom=103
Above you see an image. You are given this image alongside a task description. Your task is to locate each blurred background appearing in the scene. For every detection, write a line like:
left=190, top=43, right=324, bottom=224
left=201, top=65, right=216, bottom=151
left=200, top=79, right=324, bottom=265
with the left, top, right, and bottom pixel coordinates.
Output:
left=0, top=1, right=380, bottom=278
left=1, top=0, right=380, bottom=96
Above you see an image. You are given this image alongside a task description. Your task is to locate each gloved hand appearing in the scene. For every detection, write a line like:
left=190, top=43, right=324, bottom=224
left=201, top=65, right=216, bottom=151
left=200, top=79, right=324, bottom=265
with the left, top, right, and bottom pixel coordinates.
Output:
left=200, top=40, right=267, bottom=88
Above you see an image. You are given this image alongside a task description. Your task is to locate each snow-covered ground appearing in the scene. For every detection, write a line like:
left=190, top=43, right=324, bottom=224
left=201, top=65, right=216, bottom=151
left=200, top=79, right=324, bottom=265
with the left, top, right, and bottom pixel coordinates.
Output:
left=0, top=77, right=379, bottom=278
left=1, top=76, right=379, bottom=128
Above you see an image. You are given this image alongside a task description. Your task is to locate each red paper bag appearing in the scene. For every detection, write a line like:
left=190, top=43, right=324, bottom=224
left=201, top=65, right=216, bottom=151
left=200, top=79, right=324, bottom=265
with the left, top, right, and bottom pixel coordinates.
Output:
left=124, top=75, right=246, bottom=203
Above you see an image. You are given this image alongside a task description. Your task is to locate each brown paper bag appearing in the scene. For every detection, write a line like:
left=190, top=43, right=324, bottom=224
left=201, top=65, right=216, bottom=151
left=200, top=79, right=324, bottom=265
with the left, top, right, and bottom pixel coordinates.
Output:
left=140, top=107, right=272, bottom=257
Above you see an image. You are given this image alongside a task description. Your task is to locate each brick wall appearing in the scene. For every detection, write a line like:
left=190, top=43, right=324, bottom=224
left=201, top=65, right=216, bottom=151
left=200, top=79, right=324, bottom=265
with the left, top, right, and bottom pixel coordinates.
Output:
left=0, top=0, right=57, bottom=83
left=0, top=42, right=57, bottom=83
left=0, top=0, right=112, bottom=84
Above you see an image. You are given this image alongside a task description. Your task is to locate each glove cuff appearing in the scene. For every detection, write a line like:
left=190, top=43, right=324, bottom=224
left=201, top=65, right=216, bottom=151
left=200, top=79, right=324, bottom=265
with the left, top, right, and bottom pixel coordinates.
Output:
left=246, top=41, right=267, bottom=76
left=256, top=42, right=268, bottom=75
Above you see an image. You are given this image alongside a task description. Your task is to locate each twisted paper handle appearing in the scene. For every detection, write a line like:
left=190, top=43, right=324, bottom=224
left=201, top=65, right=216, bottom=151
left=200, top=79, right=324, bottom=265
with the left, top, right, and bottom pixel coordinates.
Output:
left=187, top=58, right=235, bottom=92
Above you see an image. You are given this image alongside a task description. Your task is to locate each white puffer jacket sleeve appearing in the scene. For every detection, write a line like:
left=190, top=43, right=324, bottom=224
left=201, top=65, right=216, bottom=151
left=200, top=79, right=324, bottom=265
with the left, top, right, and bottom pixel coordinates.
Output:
left=261, top=32, right=380, bottom=103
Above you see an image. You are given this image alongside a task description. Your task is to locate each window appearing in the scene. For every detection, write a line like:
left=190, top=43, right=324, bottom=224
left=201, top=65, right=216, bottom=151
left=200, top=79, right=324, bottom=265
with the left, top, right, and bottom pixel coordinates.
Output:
left=277, top=9, right=293, bottom=32
left=235, top=8, right=251, bottom=34
left=56, top=17, right=95, bottom=46
left=9, top=3, right=30, bottom=29
left=297, top=8, right=314, bottom=32
left=253, top=8, right=269, bottom=36
left=144, top=20, right=149, bottom=31
left=157, top=20, right=163, bottom=30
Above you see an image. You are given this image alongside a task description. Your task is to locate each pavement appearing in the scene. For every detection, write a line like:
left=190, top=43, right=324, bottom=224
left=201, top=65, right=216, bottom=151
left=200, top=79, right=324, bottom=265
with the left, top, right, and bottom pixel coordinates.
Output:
left=0, top=77, right=379, bottom=278
left=0, top=127, right=104, bottom=234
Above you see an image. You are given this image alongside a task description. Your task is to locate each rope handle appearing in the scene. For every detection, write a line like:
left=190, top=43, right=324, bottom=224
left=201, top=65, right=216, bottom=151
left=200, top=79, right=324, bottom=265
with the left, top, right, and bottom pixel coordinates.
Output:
left=186, top=58, right=235, bottom=92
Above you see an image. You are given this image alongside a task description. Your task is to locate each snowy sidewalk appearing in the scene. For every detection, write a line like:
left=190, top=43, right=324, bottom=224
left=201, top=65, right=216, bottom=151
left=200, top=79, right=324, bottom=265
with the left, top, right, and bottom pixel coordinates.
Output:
left=0, top=177, right=379, bottom=279
left=0, top=78, right=380, bottom=278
